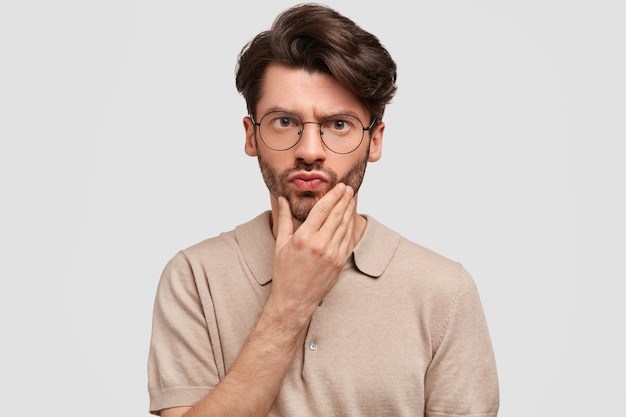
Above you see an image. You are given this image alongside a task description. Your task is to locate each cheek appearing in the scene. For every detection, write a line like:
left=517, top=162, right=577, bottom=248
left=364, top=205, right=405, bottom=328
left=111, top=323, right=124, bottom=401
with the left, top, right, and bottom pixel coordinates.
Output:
left=332, top=149, right=369, bottom=174
left=256, top=148, right=293, bottom=171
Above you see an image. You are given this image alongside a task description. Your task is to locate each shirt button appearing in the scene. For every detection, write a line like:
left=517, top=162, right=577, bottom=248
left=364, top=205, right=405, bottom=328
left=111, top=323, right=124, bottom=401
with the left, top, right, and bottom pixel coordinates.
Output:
left=308, top=340, right=319, bottom=351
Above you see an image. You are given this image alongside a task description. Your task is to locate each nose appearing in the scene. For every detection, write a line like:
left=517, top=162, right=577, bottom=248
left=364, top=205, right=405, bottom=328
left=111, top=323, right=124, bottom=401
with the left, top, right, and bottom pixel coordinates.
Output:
left=293, top=122, right=326, bottom=163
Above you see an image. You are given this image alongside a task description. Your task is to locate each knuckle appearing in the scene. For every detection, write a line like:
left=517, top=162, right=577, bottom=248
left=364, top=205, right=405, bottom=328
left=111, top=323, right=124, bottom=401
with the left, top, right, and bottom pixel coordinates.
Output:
left=310, top=240, right=327, bottom=256
left=291, top=233, right=309, bottom=249
left=331, top=255, right=345, bottom=270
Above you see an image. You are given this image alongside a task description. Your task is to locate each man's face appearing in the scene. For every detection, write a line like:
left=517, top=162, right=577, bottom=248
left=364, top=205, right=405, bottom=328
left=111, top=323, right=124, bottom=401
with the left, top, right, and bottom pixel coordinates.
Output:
left=244, top=64, right=384, bottom=222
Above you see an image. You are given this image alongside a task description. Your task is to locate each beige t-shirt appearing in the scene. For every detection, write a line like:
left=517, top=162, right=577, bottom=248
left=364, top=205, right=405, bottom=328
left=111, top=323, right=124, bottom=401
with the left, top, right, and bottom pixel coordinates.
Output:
left=148, top=212, right=499, bottom=416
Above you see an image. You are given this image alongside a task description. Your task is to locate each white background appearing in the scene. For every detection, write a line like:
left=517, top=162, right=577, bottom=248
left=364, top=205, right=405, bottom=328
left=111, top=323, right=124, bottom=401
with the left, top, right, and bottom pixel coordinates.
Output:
left=1, top=1, right=624, bottom=416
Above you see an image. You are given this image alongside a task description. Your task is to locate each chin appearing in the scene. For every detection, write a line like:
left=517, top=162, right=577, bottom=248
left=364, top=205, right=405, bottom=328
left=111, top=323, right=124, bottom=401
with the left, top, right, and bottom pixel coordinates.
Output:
left=287, top=193, right=319, bottom=222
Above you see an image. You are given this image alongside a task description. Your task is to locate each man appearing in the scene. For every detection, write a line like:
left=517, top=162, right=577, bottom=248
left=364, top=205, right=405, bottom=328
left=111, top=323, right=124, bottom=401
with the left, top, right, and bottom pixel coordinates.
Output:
left=148, top=4, right=499, bottom=417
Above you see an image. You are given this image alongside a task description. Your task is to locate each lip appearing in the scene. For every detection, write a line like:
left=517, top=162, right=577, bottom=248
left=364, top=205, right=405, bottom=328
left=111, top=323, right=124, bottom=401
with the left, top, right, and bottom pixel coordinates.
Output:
left=288, top=171, right=329, bottom=191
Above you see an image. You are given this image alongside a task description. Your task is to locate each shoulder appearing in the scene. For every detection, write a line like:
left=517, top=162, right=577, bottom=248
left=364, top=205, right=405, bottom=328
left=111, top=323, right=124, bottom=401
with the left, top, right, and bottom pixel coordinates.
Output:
left=396, top=237, right=469, bottom=282
left=179, top=230, right=237, bottom=264
left=157, top=211, right=274, bottom=289
left=362, top=215, right=476, bottom=296
left=176, top=211, right=272, bottom=267
left=361, top=215, right=468, bottom=275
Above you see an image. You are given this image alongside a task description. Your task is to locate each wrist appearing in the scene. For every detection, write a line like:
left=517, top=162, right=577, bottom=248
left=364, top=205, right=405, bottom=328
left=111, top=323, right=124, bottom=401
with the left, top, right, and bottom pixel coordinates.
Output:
left=256, top=295, right=312, bottom=345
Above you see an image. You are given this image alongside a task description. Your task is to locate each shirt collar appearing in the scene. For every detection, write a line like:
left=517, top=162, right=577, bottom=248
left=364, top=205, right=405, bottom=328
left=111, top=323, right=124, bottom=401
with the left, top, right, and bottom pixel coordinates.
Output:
left=235, top=211, right=401, bottom=286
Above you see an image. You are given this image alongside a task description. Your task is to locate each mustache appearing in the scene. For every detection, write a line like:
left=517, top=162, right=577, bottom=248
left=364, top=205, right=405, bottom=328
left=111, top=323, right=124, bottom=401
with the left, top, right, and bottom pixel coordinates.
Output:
left=292, top=161, right=324, bottom=172
left=280, top=161, right=334, bottom=180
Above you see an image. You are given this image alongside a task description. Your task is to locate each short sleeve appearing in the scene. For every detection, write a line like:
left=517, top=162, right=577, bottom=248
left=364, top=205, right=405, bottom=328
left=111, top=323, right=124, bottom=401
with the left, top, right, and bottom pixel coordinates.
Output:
left=424, top=268, right=499, bottom=417
left=147, top=251, right=219, bottom=415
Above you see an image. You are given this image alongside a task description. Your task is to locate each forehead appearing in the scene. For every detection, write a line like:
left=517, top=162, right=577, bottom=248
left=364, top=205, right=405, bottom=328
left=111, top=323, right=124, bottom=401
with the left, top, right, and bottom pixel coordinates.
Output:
left=256, top=64, right=368, bottom=119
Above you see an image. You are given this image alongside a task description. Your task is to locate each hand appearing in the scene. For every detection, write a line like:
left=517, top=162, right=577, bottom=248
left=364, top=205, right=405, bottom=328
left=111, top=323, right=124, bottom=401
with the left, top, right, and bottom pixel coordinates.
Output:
left=269, top=183, right=356, bottom=320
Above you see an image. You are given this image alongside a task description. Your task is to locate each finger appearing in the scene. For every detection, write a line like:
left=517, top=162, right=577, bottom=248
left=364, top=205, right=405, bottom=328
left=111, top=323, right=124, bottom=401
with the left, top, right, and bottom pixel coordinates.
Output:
left=340, top=194, right=357, bottom=247
left=300, top=182, right=348, bottom=232
left=275, top=195, right=294, bottom=250
left=331, top=192, right=357, bottom=256
left=315, top=184, right=354, bottom=240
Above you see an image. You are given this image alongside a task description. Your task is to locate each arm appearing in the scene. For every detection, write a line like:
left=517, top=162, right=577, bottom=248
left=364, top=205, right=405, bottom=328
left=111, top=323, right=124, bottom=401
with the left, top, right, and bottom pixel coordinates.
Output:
left=162, top=183, right=357, bottom=417
left=424, top=268, right=499, bottom=416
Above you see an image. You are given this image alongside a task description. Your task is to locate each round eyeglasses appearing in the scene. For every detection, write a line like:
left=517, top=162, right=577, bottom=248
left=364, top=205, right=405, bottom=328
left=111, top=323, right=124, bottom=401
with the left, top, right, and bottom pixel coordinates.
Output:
left=251, top=110, right=376, bottom=154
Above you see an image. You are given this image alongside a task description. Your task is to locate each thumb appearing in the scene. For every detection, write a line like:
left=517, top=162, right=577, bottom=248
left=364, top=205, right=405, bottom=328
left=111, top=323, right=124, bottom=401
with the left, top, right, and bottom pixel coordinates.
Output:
left=275, top=196, right=294, bottom=249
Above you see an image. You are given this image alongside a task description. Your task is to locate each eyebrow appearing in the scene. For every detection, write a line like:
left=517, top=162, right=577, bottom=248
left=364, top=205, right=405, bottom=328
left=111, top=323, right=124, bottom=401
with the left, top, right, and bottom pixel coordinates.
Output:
left=260, top=107, right=365, bottom=121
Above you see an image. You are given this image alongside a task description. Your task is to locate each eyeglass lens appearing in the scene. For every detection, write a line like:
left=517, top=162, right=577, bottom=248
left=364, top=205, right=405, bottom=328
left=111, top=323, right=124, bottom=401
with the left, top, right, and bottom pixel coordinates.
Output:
left=258, top=111, right=366, bottom=154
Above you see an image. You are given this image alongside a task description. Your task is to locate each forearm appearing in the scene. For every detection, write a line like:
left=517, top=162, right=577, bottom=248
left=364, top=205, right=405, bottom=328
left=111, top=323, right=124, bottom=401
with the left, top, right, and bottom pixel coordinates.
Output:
left=178, top=300, right=309, bottom=417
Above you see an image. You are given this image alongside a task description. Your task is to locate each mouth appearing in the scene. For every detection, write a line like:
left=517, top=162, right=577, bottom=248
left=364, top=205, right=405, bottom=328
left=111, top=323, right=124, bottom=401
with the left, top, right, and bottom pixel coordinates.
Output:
left=287, top=172, right=329, bottom=192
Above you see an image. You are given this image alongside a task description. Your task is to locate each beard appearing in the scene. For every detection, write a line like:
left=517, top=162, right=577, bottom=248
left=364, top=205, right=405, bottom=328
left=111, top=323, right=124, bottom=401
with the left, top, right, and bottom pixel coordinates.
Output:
left=257, top=147, right=369, bottom=223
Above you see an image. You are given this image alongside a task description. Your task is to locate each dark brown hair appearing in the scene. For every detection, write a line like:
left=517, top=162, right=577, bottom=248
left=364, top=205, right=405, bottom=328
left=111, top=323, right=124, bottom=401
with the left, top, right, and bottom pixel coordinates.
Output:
left=235, top=3, right=397, bottom=123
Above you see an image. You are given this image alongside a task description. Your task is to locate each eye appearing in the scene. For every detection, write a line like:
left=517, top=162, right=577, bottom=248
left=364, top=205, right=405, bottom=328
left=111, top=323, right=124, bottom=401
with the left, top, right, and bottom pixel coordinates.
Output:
left=323, top=115, right=357, bottom=133
left=277, top=117, right=292, bottom=127
left=269, top=113, right=300, bottom=129
left=331, top=119, right=348, bottom=130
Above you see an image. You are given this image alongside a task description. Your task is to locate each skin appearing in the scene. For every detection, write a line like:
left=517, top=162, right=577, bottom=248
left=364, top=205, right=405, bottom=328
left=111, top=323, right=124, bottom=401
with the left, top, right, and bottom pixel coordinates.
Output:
left=161, top=64, right=385, bottom=417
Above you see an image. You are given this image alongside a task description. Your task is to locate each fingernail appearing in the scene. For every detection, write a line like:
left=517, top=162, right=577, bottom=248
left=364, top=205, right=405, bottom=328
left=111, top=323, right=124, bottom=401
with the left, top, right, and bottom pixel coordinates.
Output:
left=345, top=185, right=354, bottom=196
left=337, top=182, right=346, bottom=192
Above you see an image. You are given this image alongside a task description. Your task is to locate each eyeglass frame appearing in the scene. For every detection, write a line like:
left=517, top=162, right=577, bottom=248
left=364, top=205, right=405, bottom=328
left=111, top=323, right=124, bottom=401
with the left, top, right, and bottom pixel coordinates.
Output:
left=250, top=110, right=378, bottom=155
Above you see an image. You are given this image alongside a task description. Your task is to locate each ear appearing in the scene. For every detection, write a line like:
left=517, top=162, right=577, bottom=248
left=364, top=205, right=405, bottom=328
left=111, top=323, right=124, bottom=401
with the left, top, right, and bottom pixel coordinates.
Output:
left=243, top=116, right=258, bottom=156
left=367, top=121, right=384, bottom=162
